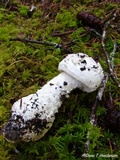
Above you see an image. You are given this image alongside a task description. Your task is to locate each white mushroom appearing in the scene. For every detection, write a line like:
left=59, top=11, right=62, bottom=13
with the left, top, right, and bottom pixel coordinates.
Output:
left=3, top=53, right=104, bottom=142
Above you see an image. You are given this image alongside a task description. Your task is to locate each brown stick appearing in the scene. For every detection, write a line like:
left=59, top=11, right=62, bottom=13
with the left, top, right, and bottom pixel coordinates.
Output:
left=82, top=74, right=108, bottom=158
left=101, top=12, right=120, bottom=88
left=10, top=37, right=72, bottom=54
left=51, top=30, right=74, bottom=36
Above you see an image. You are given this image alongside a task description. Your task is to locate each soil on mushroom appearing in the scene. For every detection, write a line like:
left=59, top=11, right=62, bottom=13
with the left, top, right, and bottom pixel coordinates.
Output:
left=0, top=0, right=120, bottom=160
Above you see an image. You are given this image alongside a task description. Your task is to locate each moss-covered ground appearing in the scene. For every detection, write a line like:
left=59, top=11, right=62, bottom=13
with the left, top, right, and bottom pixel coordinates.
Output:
left=0, top=0, right=120, bottom=159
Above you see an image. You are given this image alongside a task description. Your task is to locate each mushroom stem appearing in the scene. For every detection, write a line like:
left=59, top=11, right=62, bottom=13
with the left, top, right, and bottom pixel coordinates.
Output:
left=39, top=72, right=81, bottom=103
left=3, top=72, right=80, bottom=142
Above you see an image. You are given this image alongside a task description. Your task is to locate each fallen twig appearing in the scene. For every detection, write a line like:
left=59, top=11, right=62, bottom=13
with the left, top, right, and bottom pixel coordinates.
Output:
left=82, top=73, right=108, bottom=158
left=101, top=11, right=120, bottom=88
left=109, top=41, right=117, bottom=101
left=51, top=30, right=74, bottom=36
left=10, top=37, right=72, bottom=54
left=110, top=41, right=117, bottom=70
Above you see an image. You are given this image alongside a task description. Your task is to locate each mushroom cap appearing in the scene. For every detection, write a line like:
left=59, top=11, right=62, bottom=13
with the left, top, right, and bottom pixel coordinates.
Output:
left=58, top=53, right=104, bottom=92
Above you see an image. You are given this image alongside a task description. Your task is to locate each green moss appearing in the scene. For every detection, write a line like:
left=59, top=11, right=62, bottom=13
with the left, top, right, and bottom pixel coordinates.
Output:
left=55, top=9, right=77, bottom=30
left=18, top=5, right=29, bottom=17
left=0, top=0, right=120, bottom=159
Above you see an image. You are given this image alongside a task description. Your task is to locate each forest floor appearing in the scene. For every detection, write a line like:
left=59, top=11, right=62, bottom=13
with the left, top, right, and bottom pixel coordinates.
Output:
left=0, top=0, right=120, bottom=160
